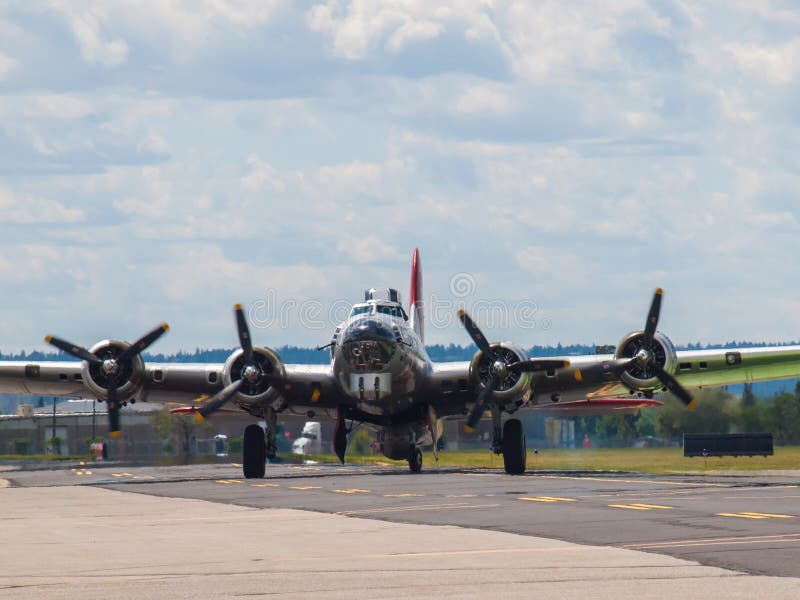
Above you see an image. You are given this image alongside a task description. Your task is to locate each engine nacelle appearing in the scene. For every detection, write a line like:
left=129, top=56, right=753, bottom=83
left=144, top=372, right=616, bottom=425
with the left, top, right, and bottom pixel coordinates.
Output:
left=469, top=342, right=532, bottom=407
left=81, top=340, right=146, bottom=403
left=614, top=331, right=678, bottom=392
left=222, top=346, right=286, bottom=403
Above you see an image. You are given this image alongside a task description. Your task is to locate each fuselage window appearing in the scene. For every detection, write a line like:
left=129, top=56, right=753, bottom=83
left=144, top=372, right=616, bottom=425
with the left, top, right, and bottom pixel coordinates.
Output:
left=376, top=305, right=403, bottom=319
left=350, top=305, right=372, bottom=318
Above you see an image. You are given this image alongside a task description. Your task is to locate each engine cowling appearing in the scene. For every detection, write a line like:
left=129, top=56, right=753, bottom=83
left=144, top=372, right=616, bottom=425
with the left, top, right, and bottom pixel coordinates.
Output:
left=614, top=331, right=677, bottom=392
left=81, top=340, right=146, bottom=403
left=469, top=342, right=532, bottom=407
left=222, top=346, right=286, bottom=403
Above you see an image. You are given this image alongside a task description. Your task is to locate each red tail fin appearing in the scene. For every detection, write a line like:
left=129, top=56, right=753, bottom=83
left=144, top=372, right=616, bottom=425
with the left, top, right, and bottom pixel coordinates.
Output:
left=409, top=247, right=424, bottom=343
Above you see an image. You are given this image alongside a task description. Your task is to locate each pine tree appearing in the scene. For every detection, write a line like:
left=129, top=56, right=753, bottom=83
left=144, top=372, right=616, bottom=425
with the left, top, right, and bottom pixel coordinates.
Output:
left=742, top=383, right=756, bottom=408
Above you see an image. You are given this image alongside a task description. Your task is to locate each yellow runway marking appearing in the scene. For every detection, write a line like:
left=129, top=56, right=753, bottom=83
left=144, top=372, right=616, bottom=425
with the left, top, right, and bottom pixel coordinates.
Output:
left=111, top=473, right=124, bottom=477
left=624, top=533, right=800, bottom=550
left=717, top=512, right=794, bottom=520
left=251, top=483, right=280, bottom=488
left=609, top=503, right=671, bottom=511
left=540, top=475, right=727, bottom=487
left=337, top=502, right=501, bottom=516
left=518, top=497, right=577, bottom=503
left=289, top=486, right=322, bottom=490
left=332, top=489, right=370, bottom=494
left=216, top=479, right=244, bottom=484
left=384, top=493, right=424, bottom=497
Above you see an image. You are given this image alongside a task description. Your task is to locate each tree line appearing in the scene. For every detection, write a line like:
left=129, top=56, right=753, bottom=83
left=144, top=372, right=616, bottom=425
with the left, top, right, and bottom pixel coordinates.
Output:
left=574, top=382, right=800, bottom=447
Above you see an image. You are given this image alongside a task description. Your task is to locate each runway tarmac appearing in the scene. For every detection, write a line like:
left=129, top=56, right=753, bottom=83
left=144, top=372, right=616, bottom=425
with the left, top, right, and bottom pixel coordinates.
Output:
left=3, top=461, right=800, bottom=598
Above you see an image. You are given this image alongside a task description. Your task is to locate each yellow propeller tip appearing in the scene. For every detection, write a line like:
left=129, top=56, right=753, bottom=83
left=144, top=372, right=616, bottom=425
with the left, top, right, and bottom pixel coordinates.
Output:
left=110, top=431, right=121, bottom=439
left=574, top=369, right=583, bottom=382
left=194, top=413, right=205, bottom=423
left=44, top=335, right=53, bottom=343
left=457, top=309, right=465, bottom=317
left=687, top=399, right=697, bottom=410
left=161, top=323, right=170, bottom=332
left=563, top=360, right=571, bottom=368
left=655, top=287, right=664, bottom=295
left=463, top=425, right=474, bottom=433
left=234, top=303, right=243, bottom=311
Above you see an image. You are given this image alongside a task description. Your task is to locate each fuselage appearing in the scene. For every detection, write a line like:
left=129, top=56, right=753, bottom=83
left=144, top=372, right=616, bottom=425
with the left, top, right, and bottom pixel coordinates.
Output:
left=331, top=292, right=431, bottom=417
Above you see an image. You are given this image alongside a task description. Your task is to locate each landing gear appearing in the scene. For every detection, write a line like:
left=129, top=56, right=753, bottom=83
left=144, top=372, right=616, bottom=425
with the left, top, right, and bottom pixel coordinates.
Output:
left=408, top=446, right=423, bottom=472
left=265, top=407, right=277, bottom=462
left=502, top=418, right=526, bottom=475
left=243, top=424, right=266, bottom=479
left=333, top=406, right=348, bottom=464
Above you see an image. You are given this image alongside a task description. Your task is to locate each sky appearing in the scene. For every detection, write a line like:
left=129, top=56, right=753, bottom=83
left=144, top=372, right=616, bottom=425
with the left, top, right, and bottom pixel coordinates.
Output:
left=1, top=1, right=799, bottom=355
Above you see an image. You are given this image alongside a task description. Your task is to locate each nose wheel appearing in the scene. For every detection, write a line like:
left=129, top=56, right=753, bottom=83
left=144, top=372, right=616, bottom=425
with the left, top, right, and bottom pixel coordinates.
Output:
left=408, top=446, right=423, bottom=472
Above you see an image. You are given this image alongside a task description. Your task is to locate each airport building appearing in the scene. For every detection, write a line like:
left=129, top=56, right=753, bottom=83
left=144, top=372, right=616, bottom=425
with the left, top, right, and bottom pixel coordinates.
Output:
left=0, top=399, right=265, bottom=458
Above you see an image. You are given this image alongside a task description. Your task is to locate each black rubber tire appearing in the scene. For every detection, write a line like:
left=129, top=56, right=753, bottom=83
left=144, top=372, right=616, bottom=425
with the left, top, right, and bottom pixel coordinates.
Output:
left=502, top=419, right=526, bottom=475
left=243, top=424, right=267, bottom=479
left=408, top=446, right=423, bottom=472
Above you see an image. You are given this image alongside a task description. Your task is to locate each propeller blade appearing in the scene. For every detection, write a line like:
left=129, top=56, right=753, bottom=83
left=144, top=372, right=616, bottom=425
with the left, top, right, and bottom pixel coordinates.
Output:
left=642, top=288, right=663, bottom=347
left=508, top=359, right=570, bottom=373
left=107, top=380, right=121, bottom=437
left=465, top=374, right=495, bottom=432
left=118, top=323, right=170, bottom=363
left=44, top=335, right=101, bottom=365
left=234, top=304, right=254, bottom=364
left=651, top=362, right=696, bottom=409
left=458, top=309, right=497, bottom=361
left=108, top=403, right=121, bottom=438
left=197, top=380, right=243, bottom=420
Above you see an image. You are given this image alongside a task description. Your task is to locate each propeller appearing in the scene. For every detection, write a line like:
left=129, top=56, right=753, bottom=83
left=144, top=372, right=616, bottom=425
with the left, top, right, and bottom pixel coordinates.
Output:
left=196, top=380, right=243, bottom=421
left=602, top=289, right=695, bottom=409
left=195, top=304, right=286, bottom=421
left=458, top=309, right=570, bottom=431
left=45, top=323, right=170, bottom=437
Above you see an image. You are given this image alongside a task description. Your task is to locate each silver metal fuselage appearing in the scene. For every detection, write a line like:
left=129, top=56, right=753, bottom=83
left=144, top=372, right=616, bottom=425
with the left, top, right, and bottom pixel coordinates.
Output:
left=331, top=302, right=431, bottom=418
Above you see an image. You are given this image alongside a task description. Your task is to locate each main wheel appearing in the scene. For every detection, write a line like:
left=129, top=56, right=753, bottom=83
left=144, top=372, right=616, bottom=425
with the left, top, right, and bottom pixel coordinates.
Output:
left=243, top=424, right=267, bottom=479
left=408, top=446, right=423, bottom=472
left=502, top=418, right=526, bottom=475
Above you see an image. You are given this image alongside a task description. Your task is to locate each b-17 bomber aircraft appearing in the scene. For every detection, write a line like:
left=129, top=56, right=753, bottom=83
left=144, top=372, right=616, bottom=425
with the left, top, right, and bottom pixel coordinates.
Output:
left=2, top=248, right=800, bottom=477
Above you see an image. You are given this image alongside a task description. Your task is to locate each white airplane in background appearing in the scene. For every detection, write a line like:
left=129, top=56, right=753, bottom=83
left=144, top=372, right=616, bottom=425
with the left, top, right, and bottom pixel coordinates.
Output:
left=2, top=248, right=799, bottom=477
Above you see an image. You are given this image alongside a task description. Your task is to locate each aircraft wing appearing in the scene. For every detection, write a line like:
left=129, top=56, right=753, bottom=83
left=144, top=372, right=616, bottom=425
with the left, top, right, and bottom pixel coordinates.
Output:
left=527, top=345, right=800, bottom=407
left=0, top=360, right=342, bottom=411
left=671, top=345, right=800, bottom=388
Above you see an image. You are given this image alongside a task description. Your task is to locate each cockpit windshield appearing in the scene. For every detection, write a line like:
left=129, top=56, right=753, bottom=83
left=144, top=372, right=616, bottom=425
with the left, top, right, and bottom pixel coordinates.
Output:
left=376, top=305, right=406, bottom=319
left=349, top=304, right=372, bottom=318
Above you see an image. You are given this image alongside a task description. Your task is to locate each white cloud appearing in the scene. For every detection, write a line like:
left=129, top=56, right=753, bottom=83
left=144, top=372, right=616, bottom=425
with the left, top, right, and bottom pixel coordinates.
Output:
left=0, top=52, right=17, bottom=79
left=307, top=0, right=497, bottom=60
left=47, top=2, right=130, bottom=68
left=726, top=39, right=800, bottom=84
left=0, top=187, right=85, bottom=224
left=0, top=2, right=798, bottom=351
left=336, top=234, right=404, bottom=265
left=241, top=154, right=287, bottom=192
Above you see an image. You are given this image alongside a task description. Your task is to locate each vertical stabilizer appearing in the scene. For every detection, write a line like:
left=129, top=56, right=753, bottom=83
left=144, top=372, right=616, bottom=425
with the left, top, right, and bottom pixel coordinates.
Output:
left=409, top=247, right=424, bottom=343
